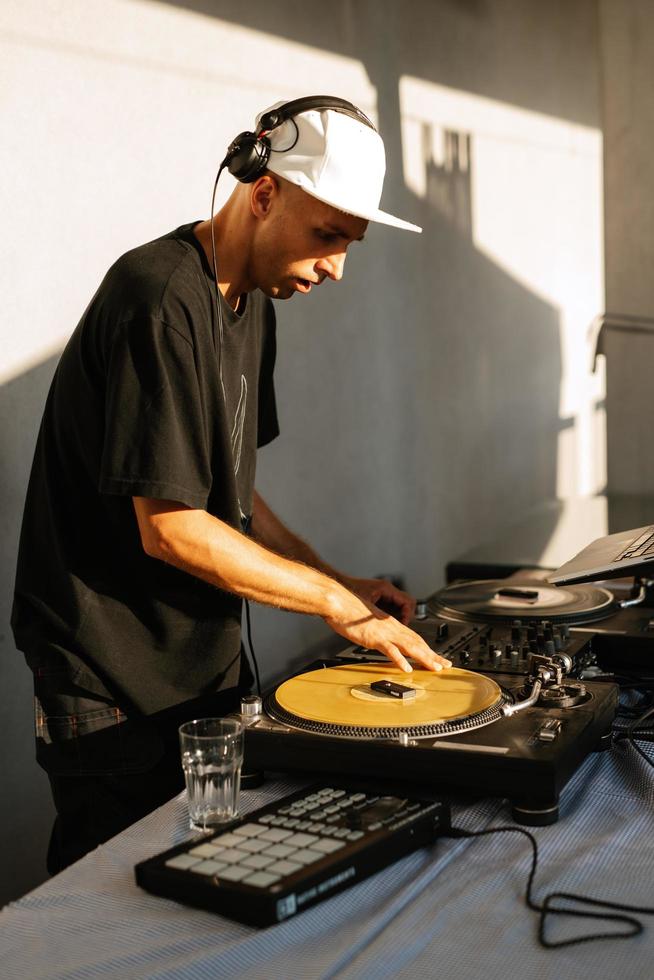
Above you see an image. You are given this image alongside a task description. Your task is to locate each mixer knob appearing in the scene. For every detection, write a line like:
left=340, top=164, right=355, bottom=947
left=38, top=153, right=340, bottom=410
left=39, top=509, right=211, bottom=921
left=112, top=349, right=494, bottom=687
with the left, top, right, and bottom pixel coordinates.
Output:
left=461, top=649, right=471, bottom=665
left=510, top=649, right=520, bottom=668
left=544, top=640, right=556, bottom=656
left=554, top=634, right=563, bottom=651
left=554, top=653, right=574, bottom=675
left=415, top=601, right=428, bottom=620
left=492, top=648, right=502, bottom=667
left=437, top=622, right=449, bottom=640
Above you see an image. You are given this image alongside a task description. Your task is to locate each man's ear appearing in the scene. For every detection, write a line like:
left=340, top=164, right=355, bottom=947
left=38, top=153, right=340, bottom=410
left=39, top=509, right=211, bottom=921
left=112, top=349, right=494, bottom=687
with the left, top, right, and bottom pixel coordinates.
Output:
left=250, top=174, right=279, bottom=220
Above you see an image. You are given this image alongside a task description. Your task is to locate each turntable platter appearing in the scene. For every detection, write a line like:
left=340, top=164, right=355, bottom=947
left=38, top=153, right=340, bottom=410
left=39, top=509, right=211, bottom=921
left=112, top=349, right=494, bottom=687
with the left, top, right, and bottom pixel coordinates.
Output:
left=267, top=663, right=505, bottom=739
left=430, top=579, right=615, bottom=625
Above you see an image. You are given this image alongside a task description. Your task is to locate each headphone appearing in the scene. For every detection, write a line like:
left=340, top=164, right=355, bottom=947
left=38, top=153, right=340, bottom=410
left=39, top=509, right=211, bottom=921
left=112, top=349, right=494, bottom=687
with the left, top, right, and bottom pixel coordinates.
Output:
left=222, top=95, right=377, bottom=184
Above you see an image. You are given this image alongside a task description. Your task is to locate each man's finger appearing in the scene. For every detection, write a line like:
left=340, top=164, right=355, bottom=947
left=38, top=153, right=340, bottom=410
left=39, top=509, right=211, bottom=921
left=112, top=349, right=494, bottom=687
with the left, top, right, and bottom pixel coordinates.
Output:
left=398, top=598, right=413, bottom=625
left=401, top=593, right=417, bottom=620
left=384, top=587, right=415, bottom=624
left=382, top=643, right=412, bottom=673
left=407, top=642, right=452, bottom=672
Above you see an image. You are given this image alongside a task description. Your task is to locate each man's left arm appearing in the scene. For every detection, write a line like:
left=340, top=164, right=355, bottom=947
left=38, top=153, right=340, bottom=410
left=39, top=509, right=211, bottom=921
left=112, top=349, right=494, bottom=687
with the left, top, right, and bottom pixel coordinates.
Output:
left=251, top=490, right=416, bottom=624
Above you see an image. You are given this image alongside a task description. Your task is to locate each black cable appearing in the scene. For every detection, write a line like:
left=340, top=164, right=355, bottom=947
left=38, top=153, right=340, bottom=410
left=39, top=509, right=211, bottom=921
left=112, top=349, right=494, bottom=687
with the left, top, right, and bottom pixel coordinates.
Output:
left=613, top=702, right=654, bottom=769
left=209, top=162, right=263, bottom=703
left=446, top=824, right=654, bottom=948
left=266, top=117, right=300, bottom=155
left=209, top=161, right=227, bottom=389
left=617, top=730, right=654, bottom=743
left=624, top=741, right=654, bottom=768
left=244, top=598, right=262, bottom=698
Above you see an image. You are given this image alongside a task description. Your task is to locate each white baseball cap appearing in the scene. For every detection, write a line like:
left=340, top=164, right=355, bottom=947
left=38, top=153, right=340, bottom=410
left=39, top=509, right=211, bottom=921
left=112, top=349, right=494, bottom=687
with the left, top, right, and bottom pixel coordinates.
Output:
left=256, top=103, right=422, bottom=234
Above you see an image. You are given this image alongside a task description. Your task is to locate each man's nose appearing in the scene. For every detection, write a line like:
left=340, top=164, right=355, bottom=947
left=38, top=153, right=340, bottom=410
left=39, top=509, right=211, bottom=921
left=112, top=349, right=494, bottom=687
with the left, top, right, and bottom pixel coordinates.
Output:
left=316, top=251, right=346, bottom=281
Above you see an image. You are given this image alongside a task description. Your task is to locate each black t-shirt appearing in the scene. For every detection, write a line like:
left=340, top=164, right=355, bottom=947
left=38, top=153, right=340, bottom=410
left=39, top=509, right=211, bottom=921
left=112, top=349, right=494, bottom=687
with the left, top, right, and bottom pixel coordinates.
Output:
left=12, top=223, right=279, bottom=715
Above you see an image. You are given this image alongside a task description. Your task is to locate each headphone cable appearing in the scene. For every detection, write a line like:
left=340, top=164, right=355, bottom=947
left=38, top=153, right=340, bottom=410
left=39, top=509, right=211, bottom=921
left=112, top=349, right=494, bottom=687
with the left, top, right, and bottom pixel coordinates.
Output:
left=208, top=162, right=263, bottom=700
left=209, top=160, right=227, bottom=393
left=244, top=598, right=262, bottom=698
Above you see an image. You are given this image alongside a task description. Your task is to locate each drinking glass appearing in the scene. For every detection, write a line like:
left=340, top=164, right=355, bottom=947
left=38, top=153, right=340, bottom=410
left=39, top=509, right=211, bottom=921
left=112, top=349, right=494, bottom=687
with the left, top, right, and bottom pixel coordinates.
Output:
left=179, top=718, right=244, bottom=831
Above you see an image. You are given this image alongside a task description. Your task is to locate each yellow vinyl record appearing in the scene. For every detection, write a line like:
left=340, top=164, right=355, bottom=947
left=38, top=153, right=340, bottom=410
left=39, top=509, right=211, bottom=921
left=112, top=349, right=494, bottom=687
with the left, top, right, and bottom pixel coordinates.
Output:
left=274, top=663, right=502, bottom=730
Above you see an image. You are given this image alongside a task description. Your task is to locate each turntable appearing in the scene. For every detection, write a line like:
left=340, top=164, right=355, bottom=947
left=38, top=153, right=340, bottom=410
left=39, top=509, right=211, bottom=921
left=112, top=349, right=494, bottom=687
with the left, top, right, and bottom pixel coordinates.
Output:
left=238, top=579, right=628, bottom=825
left=239, top=651, right=617, bottom=827
left=428, top=578, right=615, bottom=625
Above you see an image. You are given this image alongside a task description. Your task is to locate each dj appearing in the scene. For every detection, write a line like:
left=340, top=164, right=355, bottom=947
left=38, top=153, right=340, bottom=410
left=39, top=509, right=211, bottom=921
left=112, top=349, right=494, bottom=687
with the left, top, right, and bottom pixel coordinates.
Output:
left=12, top=96, right=451, bottom=873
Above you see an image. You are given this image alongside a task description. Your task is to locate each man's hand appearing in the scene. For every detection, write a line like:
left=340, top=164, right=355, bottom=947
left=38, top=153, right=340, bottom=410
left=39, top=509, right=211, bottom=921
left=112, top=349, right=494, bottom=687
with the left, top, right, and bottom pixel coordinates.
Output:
left=341, top=576, right=416, bottom=625
left=324, top=589, right=451, bottom=674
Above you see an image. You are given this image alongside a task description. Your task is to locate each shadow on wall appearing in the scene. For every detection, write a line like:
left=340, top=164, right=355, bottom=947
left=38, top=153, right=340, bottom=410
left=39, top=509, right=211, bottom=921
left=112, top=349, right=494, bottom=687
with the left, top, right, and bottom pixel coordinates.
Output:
left=0, top=353, right=61, bottom=905
left=399, top=121, right=566, bottom=586
left=159, top=0, right=600, bottom=129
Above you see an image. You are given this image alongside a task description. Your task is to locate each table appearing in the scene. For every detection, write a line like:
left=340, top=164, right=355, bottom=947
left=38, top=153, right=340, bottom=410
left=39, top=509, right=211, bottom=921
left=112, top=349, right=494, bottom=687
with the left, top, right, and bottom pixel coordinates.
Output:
left=1, top=739, right=653, bottom=980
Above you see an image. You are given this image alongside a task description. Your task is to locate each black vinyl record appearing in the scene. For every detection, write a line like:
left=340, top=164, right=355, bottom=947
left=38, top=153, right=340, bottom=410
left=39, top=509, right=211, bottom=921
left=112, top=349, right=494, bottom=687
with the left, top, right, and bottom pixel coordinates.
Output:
left=429, top=579, right=615, bottom=625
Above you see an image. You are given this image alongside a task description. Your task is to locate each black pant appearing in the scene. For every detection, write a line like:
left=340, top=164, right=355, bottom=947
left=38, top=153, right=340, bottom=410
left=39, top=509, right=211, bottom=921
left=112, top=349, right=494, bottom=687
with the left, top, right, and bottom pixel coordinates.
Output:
left=46, top=730, right=184, bottom=875
left=37, top=685, right=246, bottom=875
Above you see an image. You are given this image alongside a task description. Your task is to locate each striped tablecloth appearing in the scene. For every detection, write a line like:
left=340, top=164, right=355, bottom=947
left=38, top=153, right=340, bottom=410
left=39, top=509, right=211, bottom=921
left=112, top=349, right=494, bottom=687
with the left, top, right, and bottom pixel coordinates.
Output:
left=1, top=739, right=653, bottom=980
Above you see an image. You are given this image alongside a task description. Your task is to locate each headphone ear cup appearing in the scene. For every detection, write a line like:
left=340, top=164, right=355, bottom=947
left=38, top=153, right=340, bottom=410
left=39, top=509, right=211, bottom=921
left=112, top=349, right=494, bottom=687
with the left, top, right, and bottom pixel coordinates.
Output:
left=223, top=131, right=271, bottom=183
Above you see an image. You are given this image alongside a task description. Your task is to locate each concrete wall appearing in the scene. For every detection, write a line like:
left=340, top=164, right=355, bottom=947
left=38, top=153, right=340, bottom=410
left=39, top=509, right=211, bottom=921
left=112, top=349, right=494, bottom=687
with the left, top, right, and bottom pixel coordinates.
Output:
left=1, top=0, right=603, bottom=903
left=598, top=0, right=654, bottom=492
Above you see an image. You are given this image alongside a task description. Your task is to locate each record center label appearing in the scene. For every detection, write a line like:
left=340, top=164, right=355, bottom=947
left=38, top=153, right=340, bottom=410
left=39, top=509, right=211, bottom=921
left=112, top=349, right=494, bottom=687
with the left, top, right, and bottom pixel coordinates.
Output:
left=350, top=682, right=427, bottom=704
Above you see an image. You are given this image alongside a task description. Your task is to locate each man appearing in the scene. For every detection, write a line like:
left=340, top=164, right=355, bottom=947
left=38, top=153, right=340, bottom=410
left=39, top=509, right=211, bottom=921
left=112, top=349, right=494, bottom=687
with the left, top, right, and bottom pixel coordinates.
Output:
left=13, top=97, right=450, bottom=873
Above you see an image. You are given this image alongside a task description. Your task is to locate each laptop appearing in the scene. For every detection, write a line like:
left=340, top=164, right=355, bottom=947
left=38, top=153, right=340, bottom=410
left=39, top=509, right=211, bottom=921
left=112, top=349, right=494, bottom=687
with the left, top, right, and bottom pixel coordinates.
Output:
left=549, top=524, right=654, bottom=585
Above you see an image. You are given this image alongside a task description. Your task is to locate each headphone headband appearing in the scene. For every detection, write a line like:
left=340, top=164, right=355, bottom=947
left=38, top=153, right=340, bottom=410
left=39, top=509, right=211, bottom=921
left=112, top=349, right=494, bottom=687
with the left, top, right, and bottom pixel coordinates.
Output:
left=258, top=96, right=376, bottom=134
left=223, top=95, right=376, bottom=184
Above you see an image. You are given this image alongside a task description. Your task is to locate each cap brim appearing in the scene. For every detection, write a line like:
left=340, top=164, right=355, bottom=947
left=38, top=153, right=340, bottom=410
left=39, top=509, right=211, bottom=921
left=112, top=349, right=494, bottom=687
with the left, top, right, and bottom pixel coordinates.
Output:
left=280, top=179, right=422, bottom=233
left=310, top=187, right=422, bottom=233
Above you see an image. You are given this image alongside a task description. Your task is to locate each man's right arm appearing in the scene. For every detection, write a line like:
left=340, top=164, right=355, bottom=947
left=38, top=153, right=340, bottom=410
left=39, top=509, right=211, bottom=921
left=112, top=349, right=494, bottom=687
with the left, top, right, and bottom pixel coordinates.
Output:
left=132, top=497, right=450, bottom=673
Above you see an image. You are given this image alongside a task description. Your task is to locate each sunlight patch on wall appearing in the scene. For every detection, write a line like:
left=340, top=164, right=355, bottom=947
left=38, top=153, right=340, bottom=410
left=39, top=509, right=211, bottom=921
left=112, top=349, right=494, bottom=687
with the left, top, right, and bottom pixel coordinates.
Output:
left=399, top=77, right=605, bottom=498
left=1, top=0, right=374, bottom=386
left=536, top=496, right=609, bottom=569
